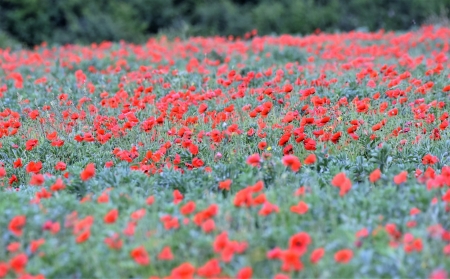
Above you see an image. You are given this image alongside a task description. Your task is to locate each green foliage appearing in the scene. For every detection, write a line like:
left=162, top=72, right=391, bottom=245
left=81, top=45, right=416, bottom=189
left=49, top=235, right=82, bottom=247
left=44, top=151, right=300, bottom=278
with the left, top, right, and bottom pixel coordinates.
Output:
left=1, top=0, right=450, bottom=47
left=0, top=30, right=21, bottom=49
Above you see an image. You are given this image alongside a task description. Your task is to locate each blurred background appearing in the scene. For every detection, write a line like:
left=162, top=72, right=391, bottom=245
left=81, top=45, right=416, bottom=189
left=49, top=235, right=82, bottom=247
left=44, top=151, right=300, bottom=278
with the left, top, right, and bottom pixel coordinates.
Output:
left=0, top=0, right=449, bottom=48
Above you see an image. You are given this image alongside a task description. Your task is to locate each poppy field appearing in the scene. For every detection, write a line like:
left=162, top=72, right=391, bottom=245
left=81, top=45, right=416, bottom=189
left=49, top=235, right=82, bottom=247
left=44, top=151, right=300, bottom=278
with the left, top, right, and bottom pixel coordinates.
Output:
left=1, top=26, right=450, bottom=278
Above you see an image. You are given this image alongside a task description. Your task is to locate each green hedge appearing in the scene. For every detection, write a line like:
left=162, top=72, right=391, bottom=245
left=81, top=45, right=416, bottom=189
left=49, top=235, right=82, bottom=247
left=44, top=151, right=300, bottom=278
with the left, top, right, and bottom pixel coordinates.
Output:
left=0, top=0, right=449, bottom=47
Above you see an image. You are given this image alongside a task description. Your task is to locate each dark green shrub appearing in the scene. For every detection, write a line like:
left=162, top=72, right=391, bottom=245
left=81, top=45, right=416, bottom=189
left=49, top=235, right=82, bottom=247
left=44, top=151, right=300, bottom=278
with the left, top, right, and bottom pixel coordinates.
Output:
left=0, top=0, right=449, bottom=47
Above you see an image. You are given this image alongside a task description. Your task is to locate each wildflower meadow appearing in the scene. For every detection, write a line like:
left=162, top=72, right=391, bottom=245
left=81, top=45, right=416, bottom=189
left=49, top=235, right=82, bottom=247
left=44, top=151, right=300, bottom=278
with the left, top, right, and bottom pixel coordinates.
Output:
left=1, top=26, right=450, bottom=278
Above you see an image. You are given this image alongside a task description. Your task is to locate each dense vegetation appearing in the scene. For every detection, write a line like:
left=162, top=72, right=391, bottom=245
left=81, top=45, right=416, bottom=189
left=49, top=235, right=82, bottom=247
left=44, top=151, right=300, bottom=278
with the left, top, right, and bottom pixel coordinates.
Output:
left=1, top=25, right=450, bottom=278
left=0, top=0, right=449, bottom=47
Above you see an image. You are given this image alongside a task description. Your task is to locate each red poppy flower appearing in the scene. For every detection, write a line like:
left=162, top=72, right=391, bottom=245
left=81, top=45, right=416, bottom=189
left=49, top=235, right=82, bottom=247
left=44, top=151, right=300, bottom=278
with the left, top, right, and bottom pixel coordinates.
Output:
left=9, top=215, right=26, bottom=237
left=281, top=249, right=303, bottom=272
left=0, top=262, right=8, bottom=278
left=393, top=171, right=408, bottom=185
left=369, top=169, right=381, bottom=183
left=310, top=247, right=325, bottom=264
left=290, top=201, right=309, bottom=215
left=289, top=232, right=311, bottom=255
left=258, top=141, right=267, bottom=150
left=422, top=154, right=439, bottom=165
left=331, top=172, right=352, bottom=196
left=246, top=153, right=261, bottom=167
left=13, top=158, right=22, bottom=168
left=25, top=139, right=38, bottom=151
left=104, top=209, right=118, bottom=224
left=171, top=262, right=195, bottom=278
left=180, top=201, right=196, bottom=215
left=173, top=190, right=184, bottom=204
left=219, top=179, right=232, bottom=191
left=236, top=266, right=253, bottom=279
left=26, top=161, right=42, bottom=174
left=30, top=174, right=45, bottom=186
left=334, top=249, right=353, bottom=263
left=50, top=178, right=66, bottom=191
left=76, top=229, right=91, bottom=243
left=80, top=163, right=95, bottom=181
left=30, top=238, right=45, bottom=253
left=197, top=258, right=221, bottom=278
left=304, top=138, right=317, bottom=150
left=146, top=196, right=155, bottom=205
left=158, top=246, right=174, bottom=261
left=201, top=219, right=216, bottom=233
left=429, top=269, right=448, bottom=279
left=304, top=154, right=316, bottom=165
left=282, top=155, right=301, bottom=172
left=54, top=161, right=67, bottom=171
left=9, top=253, right=27, bottom=273
left=130, top=246, right=150, bottom=265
